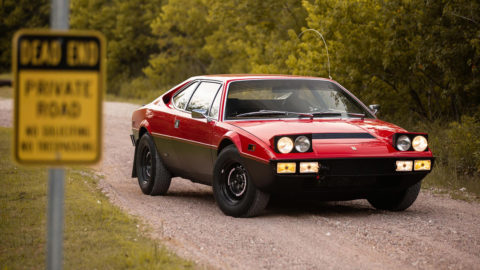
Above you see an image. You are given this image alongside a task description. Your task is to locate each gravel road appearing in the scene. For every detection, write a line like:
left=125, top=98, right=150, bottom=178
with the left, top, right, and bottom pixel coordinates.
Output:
left=2, top=98, right=480, bottom=269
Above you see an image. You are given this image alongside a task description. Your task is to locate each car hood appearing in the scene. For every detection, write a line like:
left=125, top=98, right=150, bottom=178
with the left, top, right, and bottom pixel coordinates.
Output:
left=229, top=118, right=407, bottom=146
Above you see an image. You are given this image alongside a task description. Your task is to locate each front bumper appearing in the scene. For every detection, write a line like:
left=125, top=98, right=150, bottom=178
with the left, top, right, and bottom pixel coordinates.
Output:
left=242, top=157, right=435, bottom=199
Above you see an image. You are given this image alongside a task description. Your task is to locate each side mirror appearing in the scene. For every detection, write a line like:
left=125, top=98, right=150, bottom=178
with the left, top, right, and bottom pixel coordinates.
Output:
left=369, top=104, right=380, bottom=115
left=191, top=109, right=212, bottom=122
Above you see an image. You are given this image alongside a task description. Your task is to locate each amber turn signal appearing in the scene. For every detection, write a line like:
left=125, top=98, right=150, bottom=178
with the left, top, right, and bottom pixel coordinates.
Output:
left=277, top=162, right=296, bottom=174
left=414, top=160, right=431, bottom=171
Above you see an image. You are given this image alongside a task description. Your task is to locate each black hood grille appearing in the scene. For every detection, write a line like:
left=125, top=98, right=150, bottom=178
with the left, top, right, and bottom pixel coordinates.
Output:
left=312, top=133, right=375, bottom=139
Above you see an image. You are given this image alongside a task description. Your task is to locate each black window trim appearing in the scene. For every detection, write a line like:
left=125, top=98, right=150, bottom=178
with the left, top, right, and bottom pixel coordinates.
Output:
left=183, top=79, right=223, bottom=114
left=207, top=85, right=223, bottom=120
left=171, top=80, right=200, bottom=112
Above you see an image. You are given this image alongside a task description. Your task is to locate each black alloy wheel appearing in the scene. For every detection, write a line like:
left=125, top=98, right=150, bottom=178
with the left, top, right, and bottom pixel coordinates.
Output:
left=140, top=145, right=153, bottom=187
left=222, top=163, right=248, bottom=203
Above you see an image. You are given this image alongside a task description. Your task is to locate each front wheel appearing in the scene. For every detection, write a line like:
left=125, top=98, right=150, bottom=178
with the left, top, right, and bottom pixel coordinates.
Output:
left=213, top=145, right=269, bottom=217
left=367, top=181, right=422, bottom=211
left=135, top=133, right=172, bottom=195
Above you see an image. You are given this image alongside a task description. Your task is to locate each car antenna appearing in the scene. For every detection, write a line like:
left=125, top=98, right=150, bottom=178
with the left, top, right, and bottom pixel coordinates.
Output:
left=297, top=29, right=332, bottom=80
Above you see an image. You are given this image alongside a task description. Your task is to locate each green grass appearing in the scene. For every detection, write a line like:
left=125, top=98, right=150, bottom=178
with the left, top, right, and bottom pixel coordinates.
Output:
left=0, top=73, right=12, bottom=98
left=0, top=73, right=11, bottom=80
left=423, top=164, right=480, bottom=202
left=0, top=127, right=193, bottom=269
left=0, top=86, right=13, bottom=99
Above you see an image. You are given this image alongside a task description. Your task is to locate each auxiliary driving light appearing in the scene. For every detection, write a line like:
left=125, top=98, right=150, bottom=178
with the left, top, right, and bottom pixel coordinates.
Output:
left=414, top=160, right=431, bottom=171
left=299, top=162, right=319, bottom=173
left=396, top=160, right=413, bottom=172
left=277, top=162, right=296, bottom=174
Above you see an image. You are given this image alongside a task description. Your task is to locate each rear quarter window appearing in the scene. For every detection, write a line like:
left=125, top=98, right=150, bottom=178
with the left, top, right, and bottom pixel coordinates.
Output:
left=172, top=82, right=199, bottom=110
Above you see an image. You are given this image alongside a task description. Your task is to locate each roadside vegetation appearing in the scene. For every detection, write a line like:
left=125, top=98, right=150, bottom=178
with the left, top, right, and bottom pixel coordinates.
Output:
left=0, top=127, right=193, bottom=269
left=0, top=73, right=12, bottom=98
left=1, top=1, right=479, bottom=198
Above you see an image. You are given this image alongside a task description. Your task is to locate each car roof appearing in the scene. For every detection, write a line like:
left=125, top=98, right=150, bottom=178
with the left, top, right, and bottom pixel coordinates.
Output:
left=189, top=74, right=334, bottom=83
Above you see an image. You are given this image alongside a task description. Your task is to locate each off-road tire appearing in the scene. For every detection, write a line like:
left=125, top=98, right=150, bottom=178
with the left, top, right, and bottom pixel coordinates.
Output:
left=135, top=133, right=172, bottom=195
left=367, top=181, right=422, bottom=211
left=213, top=145, right=269, bottom=217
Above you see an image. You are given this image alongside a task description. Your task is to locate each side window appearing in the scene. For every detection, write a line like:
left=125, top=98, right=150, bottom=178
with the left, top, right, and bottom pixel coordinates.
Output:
left=186, top=82, right=221, bottom=112
left=173, top=82, right=199, bottom=110
left=208, top=90, right=222, bottom=119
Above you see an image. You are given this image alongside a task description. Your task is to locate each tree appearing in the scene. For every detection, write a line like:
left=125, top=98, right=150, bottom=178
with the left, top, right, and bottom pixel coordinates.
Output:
left=0, top=0, right=50, bottom=73
left=144, top=0, right=213, bottom=87
left=70, top=0, right=163, bottom=94
left=295, top=0, right=480, bottom=121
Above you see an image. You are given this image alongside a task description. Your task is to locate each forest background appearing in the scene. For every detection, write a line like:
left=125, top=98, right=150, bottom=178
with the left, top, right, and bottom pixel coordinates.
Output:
left=1, top=0, right=479, bottom=197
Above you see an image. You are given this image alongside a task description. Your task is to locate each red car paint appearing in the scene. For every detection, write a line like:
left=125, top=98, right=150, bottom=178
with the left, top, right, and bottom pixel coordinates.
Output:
left=132, top=75, right=433, bottom=166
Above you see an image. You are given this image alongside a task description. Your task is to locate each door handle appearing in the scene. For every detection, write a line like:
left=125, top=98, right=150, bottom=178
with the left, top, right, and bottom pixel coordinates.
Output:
left=174, top=119, right=180, bottom=128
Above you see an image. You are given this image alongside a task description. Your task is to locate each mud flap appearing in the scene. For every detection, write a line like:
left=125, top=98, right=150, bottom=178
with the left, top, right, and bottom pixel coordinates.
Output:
left=131, top=135, right=138, bottom=178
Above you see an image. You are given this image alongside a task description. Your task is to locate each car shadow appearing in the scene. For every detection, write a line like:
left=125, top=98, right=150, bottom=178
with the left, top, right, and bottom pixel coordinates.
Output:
left=165, top=189, right=215, bottom=203
left=264, top=195, right=377, bottom=218
left=164, top=186, right=419, bottom=218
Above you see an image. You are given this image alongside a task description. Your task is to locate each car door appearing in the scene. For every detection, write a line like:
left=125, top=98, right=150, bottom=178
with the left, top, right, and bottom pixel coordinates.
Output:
left=170, top=81, right=222, bottom=184
left=150, top=81, right=199, bottom=172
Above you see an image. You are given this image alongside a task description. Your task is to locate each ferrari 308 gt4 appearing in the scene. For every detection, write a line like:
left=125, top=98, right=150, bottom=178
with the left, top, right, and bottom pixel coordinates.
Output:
left=130, top=75, right=434, bottom=217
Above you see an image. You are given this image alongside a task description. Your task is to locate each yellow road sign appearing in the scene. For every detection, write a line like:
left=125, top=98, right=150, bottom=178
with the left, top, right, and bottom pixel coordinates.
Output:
left=13, top=30, right=105, bottom=165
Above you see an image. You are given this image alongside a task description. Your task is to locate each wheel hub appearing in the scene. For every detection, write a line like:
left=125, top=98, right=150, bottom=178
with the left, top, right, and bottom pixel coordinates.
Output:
left=227, top=165, right=247, bottom=197
left=142, top=147, right=152, bottom=184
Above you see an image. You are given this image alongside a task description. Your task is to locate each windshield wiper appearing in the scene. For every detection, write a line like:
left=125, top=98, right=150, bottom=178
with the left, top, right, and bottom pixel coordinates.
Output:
left=234, top=110, right=314, bottom=118
left=347, top=113, right=366, bottom=119
left=310, top=111, right=366, bottom=119
left=310, top=111, right=343, bottom=117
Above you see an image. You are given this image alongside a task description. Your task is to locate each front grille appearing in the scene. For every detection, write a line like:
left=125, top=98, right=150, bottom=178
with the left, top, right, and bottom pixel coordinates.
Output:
left=321, top=158, right=396, bottom=176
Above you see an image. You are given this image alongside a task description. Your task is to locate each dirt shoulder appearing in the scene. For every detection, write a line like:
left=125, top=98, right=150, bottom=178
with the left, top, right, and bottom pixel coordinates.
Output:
left=2, top=98, right=479, bottom=269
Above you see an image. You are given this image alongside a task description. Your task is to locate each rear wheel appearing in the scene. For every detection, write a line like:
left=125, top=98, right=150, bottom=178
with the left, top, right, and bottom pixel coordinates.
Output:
left=136, top=133, right=172, bottom=195
left=213, top=145, right=269, bottom=217
left=367, top=181, right=421, bottom=211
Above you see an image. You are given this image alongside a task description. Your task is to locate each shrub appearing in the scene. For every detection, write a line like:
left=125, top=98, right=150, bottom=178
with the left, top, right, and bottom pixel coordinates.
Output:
left=117, top=77, right=167, bottom=102
left=444, top=116, right=480, bottom=174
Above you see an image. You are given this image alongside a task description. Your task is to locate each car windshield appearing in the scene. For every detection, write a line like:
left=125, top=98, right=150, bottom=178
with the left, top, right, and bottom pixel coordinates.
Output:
left=224, top=79, right=373, bottom=120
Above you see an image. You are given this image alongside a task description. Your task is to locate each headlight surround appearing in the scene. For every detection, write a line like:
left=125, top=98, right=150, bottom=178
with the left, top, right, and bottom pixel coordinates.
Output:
left=277, top=136, right=294, bottom=153
left=294, top=136, right=311, bottom=152
left=412, top=135, right=428, bottom=151
left=396, top=135, right=411, bottom=151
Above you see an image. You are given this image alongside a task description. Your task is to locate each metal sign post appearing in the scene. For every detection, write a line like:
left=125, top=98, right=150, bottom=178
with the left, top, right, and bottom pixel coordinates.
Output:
left=47, top=168, right=65, bottom=270
left=48, top=1, right=69, bottom=269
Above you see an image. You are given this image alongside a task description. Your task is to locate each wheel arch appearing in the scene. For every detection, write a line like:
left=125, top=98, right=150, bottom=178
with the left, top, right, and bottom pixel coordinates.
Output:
left=214, top=131, right=275, bottom=191
left=132, top=126, right=151, bottom=178
left=138, top=126, right=149, bottom=140
left=217, top=138, right=235, bottom=155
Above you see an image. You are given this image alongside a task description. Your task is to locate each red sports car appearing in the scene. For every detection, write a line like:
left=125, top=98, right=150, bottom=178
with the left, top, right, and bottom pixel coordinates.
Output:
left=130, top=75, right=434, bottom=217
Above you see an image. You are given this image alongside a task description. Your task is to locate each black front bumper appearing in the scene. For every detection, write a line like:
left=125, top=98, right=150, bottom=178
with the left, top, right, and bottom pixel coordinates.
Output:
left=242, top=157, right=434, bottom=199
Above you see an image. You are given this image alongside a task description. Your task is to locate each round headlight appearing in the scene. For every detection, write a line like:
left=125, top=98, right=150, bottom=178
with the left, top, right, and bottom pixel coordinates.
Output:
left=277, top=137, right=294, bottom=153
left=412, top=135, right=428, bottom=151
left=295, top=136, right=311, bottom=152
left=396, top=135, right=411, bottom=151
